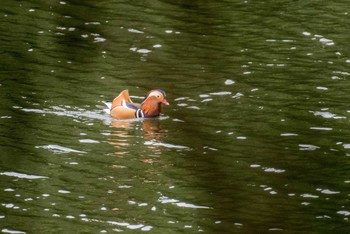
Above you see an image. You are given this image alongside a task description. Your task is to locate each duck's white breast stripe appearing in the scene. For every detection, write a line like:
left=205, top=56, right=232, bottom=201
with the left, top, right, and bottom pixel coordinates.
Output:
left=136, top=109, right=144, bottom=118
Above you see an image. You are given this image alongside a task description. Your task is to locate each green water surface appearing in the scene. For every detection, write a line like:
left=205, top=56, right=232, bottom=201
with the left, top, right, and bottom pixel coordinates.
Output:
left=1, top=0, right=350, bottom=233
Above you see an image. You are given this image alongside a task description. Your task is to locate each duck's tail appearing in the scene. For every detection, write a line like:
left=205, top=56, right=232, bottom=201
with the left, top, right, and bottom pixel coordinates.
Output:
left=96, top=101, right=112, bottom=114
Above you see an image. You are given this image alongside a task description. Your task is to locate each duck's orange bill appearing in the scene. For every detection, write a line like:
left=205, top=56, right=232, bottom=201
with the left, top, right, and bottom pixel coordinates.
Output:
left=162, top=99, right=169, bottom=105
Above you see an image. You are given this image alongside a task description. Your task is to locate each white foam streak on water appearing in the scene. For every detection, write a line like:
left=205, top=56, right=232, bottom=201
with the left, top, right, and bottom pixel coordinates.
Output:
left=280, top=133, right=298, bottom=136
left=199, top=94, right=210, bottom=98
left=20, top=106, right=110, bottom=121
left=0, top=172, right=48, bottom=179
left=79, top=139, right=100, bottom=143
left=175, top=97, right=190, bottom=101
left=232, top=93, right=244, bottom=99
left=93, top=37, right=106, bottom=43
left=310, top=111, right=346, bottom=119
left=201, top=98, right=213, bottom=103
left=224, top=79, right=235, bottom=85
left=1, top=229, right=26, bottom=234
left=35, top=145, right=86, bottom=154
left=58, top=190, right=71, bottom=194
left=316, top=86, right=328, bottom=90
left=337, top=210, right=350, bottom=216
left=175, top=202, right=211, bottom=209
left=304, top=32, right=335, bottom=46
left=144, top=140, right=190, bottom=150
left=318, top=189, right=340, bottom=194
left=187, top=106, right=200, bottom=110
left=310, top=127, right=333, bottom=131
left=128, top=28, right=144, bottom=34
left=299, top=144, right=320, bottom=151
left=300, top=193, right=319, bottom=198
left=136, top=49, right=152, bottom=54
left=263, top=167, right=285, bottom=173
left=107, top=221, right=152, bottom=231
left=79, top=217, right=153, bottom=231
left=209, top=91, right=232, bottom=96
left=157, top=195, right=211, bottom=209
left=319, top=37, right=334, bottom=46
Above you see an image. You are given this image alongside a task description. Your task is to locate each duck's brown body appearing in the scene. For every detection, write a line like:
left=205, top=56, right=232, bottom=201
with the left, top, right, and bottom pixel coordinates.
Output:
left=106, top=89, right=169, bottom=120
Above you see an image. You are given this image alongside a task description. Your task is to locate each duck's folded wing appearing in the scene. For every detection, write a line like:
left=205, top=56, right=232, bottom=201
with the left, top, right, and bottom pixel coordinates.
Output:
left=110, top=105, right=137, bottom=119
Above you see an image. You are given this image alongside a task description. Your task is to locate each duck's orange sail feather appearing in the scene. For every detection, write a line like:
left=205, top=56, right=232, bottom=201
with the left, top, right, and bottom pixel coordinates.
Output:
left=111, top=90, right=132, bottom=109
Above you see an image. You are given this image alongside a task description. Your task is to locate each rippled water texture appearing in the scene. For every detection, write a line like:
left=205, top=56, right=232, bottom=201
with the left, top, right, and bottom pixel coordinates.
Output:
left=1, top=1, right=350, bottom=233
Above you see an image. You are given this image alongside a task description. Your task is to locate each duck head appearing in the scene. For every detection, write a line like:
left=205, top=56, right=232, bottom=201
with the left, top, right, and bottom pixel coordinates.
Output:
left=141, top=89, right=169, bottom=117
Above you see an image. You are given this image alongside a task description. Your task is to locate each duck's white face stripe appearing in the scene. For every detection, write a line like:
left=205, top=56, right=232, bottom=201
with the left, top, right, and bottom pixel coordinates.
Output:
left=148, top=91, right=163, bottom=98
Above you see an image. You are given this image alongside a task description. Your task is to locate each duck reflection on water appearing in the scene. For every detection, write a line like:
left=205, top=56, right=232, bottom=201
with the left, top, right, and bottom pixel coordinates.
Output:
left=107, top=118, right=168, bottom=158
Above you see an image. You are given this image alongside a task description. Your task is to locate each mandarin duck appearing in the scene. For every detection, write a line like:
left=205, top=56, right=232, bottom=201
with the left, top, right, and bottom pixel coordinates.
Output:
left=101, top=89, right=169, bottom=120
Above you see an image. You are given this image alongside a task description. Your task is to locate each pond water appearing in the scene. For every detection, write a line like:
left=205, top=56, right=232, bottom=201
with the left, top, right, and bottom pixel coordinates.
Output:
left=1, top=0, right=350, bottom=233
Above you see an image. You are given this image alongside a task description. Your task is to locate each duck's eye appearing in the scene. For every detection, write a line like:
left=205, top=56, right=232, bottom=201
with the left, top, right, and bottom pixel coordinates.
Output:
left=157, top=95, right=160, bottom=98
